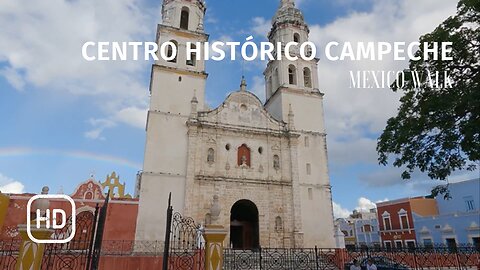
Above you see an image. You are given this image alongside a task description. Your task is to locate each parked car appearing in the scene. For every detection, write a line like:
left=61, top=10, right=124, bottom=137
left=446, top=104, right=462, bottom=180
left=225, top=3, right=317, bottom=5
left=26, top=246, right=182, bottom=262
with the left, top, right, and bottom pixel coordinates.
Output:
left=344, top=256, right=409, bottom=270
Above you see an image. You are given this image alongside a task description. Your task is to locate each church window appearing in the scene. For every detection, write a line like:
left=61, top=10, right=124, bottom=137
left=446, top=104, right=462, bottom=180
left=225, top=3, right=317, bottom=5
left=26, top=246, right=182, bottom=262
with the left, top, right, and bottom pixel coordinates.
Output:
left=306, top=163, right=311, bottom=175
left=180, top=7, right=190, bottom=30
left=226, top=144, right=231, bottom=151
left=293, top=33, right=300, bottom=43
left=237, top=144, right=251, bottom=167
left=273, top=155, right=280, bottom=170
left=304, top=136, right=309, bottom=147
left=308, top=188, right=313, bottom=200
left=167, top=40, right=178, bottom=63
left=288, top=65, right=297, bottom=85
left=275, top=216, right=283, bottom=232
left=186, top=44, right=196, bottom=66
left=258, top=147, right=263, bottom=154
left=303, top=67, right=312, bottom=88
left=207, top=148, right=215, bottom=163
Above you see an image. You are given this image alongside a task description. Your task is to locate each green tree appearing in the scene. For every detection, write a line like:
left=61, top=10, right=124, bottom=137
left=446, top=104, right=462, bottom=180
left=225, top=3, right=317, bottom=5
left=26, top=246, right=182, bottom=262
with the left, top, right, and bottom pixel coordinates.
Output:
left=377, top=0, right=479, bottom=188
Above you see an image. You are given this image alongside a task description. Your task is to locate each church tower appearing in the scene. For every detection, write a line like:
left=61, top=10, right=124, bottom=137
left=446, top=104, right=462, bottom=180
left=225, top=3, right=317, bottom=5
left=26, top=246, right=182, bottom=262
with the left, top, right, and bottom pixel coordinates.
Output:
left=135, top=0, right=208, bottom=242
left=264, top=0, right=335, bottom=247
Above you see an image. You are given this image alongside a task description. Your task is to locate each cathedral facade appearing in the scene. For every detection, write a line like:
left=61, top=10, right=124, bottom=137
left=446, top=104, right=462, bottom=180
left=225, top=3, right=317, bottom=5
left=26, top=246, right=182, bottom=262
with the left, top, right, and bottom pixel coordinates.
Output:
left=135, top=0, right=335, bottom=248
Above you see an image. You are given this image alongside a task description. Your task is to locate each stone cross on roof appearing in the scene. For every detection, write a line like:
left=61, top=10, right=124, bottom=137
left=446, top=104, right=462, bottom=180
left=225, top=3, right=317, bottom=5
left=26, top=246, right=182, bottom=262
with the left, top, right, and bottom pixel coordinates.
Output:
left=240, top=76, right=247, bottom=91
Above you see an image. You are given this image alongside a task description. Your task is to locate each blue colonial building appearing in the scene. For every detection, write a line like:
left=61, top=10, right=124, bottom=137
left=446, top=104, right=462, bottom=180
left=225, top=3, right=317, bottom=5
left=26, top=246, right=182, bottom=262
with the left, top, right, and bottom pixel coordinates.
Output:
left=335, top=209, right=381, bottom=249
left=413, top=178, right=480, bottom=248
left=351, top=209, right=381, bottom=247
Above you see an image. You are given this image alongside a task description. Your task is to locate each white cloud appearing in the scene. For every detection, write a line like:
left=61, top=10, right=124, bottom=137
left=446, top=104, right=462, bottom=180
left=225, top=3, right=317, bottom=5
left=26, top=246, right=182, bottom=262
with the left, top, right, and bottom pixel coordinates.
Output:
left=356, top=197, right=376, bottom=212
left=355, top=197, right=385, bottom=212
left=250, top=76, right=266, bottom=102
left=333, top=201, right=351, bottom=218
left=115, top=106, right=147, bottom=129
left=84, top=105, right=146, bottom=139
left=334, top=197, right=389, bottom=218
left=84, top=129, right=104, bottom=140
left=0, top=0, right=154, bottom=135
left=251, top=17, right=271, bottom=37
left=0, top=173, right=25, bottom=193
left=306, top=0, right=457, bottom=185
left=84, top=118, right=116, bottom=140
left=0, top=66, right=25, bottom=91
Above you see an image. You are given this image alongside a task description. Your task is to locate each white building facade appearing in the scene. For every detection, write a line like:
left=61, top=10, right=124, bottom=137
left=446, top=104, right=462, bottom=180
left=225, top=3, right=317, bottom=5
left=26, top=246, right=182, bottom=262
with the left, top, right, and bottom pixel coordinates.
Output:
left=135, top=0, right=335, bottom=248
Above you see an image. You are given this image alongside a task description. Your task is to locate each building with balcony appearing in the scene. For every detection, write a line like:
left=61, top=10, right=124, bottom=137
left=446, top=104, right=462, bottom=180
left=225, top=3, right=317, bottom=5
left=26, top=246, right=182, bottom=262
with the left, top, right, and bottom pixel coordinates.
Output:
left=376, top=196, right=438, bottom=249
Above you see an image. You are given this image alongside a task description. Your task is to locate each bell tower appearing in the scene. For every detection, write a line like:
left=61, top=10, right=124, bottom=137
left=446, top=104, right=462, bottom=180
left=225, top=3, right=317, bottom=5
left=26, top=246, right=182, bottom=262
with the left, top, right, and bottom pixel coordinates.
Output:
left=264, top=0, right=321, bottom=126
left=264, top=0, right=335, bottom=247
left=135, top=0, right=208, bottom=242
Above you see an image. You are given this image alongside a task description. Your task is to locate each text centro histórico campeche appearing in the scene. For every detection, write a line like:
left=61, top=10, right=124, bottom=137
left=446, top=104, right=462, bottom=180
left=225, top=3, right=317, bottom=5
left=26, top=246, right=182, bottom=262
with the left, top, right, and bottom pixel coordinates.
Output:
left=81, top=37, right=454, bottom=63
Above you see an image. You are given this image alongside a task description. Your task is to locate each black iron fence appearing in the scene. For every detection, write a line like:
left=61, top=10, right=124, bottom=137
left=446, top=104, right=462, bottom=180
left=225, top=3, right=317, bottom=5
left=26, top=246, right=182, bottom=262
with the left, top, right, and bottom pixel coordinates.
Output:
left=0, top=239, right=20, bottom=270
left=2, top=240, right=479, bottom=270
left=223, top=247, right=340, bottom=270
left=161, top=193, right=205, bottom=270
left=344, top=245, right=480, bottom=270
left=223, top=246, right=480, bottom=270
left=0, top=194, right=109, bottom=270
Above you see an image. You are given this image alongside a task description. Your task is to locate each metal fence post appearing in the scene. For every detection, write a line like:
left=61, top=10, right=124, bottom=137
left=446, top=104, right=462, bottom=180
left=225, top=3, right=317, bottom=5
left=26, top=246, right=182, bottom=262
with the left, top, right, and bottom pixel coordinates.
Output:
left=86, top=203, right=99, bottom=270
left=455, top=248, right=461, bottom=270
left=162, top=193, right=173, bottom=270
left=259, top=246, right=262, bottom=270
left=314, top=246, right=319, bottom=270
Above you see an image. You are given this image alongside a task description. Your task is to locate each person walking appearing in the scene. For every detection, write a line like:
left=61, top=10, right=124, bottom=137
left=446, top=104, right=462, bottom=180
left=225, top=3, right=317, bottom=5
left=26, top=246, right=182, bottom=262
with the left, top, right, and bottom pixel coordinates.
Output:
left=366, top=258, right=377, bottom=270
left=350, top=259, right=361, bottom=270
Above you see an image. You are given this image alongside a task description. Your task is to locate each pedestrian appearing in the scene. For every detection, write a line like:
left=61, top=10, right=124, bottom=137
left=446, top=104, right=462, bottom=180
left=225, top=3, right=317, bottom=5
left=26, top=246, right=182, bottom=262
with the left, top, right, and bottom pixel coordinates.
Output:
left=350, top=259, right=361, bottom=270
left=366, top=258, right=377, bottom=270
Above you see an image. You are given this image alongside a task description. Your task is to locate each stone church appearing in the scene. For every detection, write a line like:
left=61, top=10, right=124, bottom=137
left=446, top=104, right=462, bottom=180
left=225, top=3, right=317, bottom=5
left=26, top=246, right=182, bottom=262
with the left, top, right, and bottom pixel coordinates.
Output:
left=135, top=0, right=335, bottom=248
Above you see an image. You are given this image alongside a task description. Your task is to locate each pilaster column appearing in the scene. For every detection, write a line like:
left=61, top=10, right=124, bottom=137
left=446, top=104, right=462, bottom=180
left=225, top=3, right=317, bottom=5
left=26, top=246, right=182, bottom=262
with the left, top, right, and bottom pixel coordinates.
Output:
left=15, top=224, right=53, bottom=270
left=203, top=225, right=228, bottom=270
left=183, top=123, right=199, bottom=218
left=0, top=192, right=9, bottom=230
left=288, top=132, right=304, bottom=247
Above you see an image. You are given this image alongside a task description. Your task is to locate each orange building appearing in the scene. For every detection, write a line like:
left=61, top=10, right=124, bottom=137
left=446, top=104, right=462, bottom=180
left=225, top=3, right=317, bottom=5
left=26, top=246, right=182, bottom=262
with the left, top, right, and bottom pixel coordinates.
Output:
left=0, top=172, right=139, bottom=242
left=376, top=196, right=438, bottom=249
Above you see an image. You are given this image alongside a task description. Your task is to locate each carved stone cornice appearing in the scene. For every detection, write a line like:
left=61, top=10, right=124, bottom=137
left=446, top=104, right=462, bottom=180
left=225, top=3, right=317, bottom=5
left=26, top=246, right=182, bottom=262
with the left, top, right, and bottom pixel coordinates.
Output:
left=188, top=120, right=300, bottom=138
left=195, top=175, right=292, bottom=187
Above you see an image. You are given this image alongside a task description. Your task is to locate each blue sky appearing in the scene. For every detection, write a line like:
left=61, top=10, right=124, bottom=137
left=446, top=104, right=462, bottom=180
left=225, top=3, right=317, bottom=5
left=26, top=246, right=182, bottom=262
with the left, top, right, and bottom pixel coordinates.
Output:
left=0, top=0, right=475, bottom=217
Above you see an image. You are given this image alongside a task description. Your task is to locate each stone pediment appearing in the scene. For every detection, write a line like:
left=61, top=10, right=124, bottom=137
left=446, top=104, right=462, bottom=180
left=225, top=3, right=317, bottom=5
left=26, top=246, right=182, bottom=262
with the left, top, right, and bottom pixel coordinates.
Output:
left=419, top=226, right=430, bottom=234
left=198, top=90, right=286, bottom=131
left=71, top=178, right=105, bottom=200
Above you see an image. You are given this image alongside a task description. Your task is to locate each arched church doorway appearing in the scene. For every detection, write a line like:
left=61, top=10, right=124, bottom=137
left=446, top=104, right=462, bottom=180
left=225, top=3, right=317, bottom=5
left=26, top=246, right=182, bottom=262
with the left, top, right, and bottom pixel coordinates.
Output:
left=230, top=200, right=259, bottom=249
